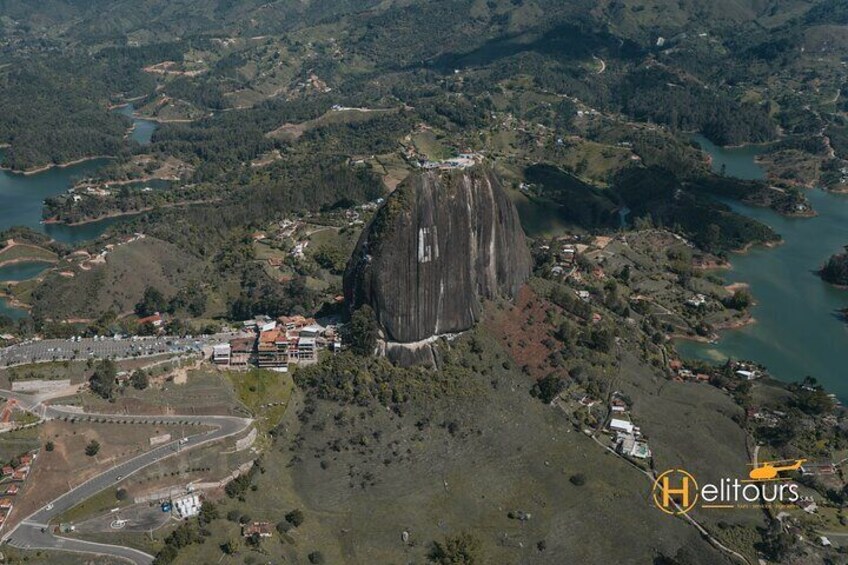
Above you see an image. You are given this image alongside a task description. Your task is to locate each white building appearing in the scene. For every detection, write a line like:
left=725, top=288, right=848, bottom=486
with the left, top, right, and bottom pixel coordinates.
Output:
left=212, top=344, right=231, bottom=365
left=609, top=419, right=634, bottom=434
left=173, top=493, right=201, bottom=518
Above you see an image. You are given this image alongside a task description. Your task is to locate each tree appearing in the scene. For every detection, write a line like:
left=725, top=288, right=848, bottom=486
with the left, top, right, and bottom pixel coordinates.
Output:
left=722, top=289, right=752, bottom=310
left=285, top=508, right=305, bottom=527
left=131, top=370, right=149, bottom=390
left=221, top=536, right=240, bottom=555
left=89, top=359, right=117, bottom=400
left=348, top=305, right=378, bottom=356
left=757, top=521, right=795, bottom=561
left=45, top=441, right=54, bottom=452
left=247, top=531, right=262, bottom=547
left=588, top=327, right=614, bottom=353
left=85, top=440, right=101, bottom=457
left=308, top=551, right=326, bottom=564
left=313, top=244, right=348, bottom=274
left=136, top=286, right=168, bottom=317
left=429, top=532, right=482, bottom=565
left=198, top=501, right=219, bottom=525
left=532, top=374, right=566, bottom=404
left=821, top=250, right=848, bottom=286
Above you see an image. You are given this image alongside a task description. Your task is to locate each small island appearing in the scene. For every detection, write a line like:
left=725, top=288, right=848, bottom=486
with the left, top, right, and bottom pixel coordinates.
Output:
left=820, top=245, right=848, bottom=287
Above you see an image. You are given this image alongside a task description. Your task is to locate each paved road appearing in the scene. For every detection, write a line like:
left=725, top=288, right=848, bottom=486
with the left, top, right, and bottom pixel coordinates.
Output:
left=0, top=392, right=252, bottom=564
left=0, top=333, right=240, bottom=368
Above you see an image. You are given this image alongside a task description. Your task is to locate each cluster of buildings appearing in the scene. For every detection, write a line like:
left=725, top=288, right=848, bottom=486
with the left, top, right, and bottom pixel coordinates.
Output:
left=419, top=153, right=481, bottom=170
left=539, top=235, right=596, bottom=282
left=341, top=199, right=383, bottom=227
left=68, top=185, right=112, bottom=200
left=837, top=165, right=848, bottom=187
left=549, top=243, right=578, bottom=279
left=0, top=451, right=36, bottom=526
left=400, top=133, right=482, bottom=170
left=669, top=360, right=711, bottom=383
left=213, top=315, right=341, bottom=370
left=607, top=394, right=652, bottom=461
left=746, top=406, right=787, bottom=428
left=670, top=359, right=766, bottom=385
left=685, top=293, right=708, bottom=308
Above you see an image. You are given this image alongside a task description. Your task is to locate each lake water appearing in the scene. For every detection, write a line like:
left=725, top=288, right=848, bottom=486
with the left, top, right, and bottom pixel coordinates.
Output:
left=0, top=105, right=156, bottom=318
left=677, top=136, right=848, bottom=399
left=117, top=104, right=157, bottom=145
left=0, top=261, right=52, bottom=282
left=689, top=134, right=771, bottom=181
left=0, top=298, right=27, bottom=320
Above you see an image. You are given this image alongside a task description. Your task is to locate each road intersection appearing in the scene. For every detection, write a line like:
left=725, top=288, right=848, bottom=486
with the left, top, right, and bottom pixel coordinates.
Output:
left=0, top=388, right=253, bottom=564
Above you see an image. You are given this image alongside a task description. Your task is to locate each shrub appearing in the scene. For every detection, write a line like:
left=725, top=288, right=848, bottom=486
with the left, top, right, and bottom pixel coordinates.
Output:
left=428, top=532, right=482, bottom=564
left=569, top=473, right=586, bottom=486
left=85, top=440, right=100, bottom=457
left=226, top=510, right=241, bottom=523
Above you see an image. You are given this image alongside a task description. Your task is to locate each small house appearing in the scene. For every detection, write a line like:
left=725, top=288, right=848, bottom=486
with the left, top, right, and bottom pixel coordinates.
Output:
left=242, top=522, right=273, bottom=538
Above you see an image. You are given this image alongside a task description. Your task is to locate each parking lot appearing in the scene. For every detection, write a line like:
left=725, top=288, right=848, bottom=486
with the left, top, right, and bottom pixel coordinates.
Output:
left=0, top=333, right=238, bottom=368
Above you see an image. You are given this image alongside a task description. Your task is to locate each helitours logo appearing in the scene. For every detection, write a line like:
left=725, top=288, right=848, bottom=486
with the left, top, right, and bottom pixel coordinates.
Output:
left=652, top=469, right=699, bottom=515
left=652, top=459, right=807, bottom=515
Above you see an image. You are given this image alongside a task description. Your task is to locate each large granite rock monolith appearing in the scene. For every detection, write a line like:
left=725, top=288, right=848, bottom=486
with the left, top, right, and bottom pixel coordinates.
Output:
left=344, top=167, right=531, bottom=364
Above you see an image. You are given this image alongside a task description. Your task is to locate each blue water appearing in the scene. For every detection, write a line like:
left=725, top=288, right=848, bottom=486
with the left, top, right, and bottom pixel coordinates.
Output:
left=677, top=139, right=848, bottom=399
left=690, top=133, right=771, bottom=180
left=0, top=299, right=27, bottom=320
left=116, top=104, right=156, bottom=146
left=0, top=106, right=156, bottom=317
left=0, top=261, right=52, bottom=282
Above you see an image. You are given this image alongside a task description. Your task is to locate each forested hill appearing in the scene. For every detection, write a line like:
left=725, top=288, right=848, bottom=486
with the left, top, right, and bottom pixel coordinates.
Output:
left=0, top=0, right=844, bottom=170
left=0, top=0, right=825, bottom=46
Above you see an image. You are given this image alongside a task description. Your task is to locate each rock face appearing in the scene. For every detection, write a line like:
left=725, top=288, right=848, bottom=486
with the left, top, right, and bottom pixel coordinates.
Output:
left=344, top=167, right=531, bottom=362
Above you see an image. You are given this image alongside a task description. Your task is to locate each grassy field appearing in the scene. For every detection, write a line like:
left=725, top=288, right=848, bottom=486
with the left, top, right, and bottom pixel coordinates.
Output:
left=0, top=360, right=93, bottom=388
left=226, top=368, right=294, bottom=435
left=1, top=546, right=121, bottom=564
left=0, top=243, right=58, bottom=266
left=78, top=368, right=242, bottom=417
left=161, top=332, right=737, bottom=565
left=0, top=425, right=40, bottom=463
left=71, top=529, right=164, bottom=558
left=0, top=355, right=189, bottom=393
left=411, top=130, right=453, bottom=160
left=267, top=108, right=398, bottom=142
left=56, top=484, right=136, bottom=524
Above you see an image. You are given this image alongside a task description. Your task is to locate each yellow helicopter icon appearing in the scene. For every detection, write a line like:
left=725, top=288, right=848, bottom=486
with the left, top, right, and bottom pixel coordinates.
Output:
left=748, top=459, right=806, bottom=481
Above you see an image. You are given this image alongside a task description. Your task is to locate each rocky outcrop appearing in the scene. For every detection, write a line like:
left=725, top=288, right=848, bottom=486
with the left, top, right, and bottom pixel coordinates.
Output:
left=344, top=167, right=531, bottom=363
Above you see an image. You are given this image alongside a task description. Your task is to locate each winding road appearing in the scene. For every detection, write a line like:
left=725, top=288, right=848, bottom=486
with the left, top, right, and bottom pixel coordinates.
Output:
left=0, top=388, right=253, bottom=564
